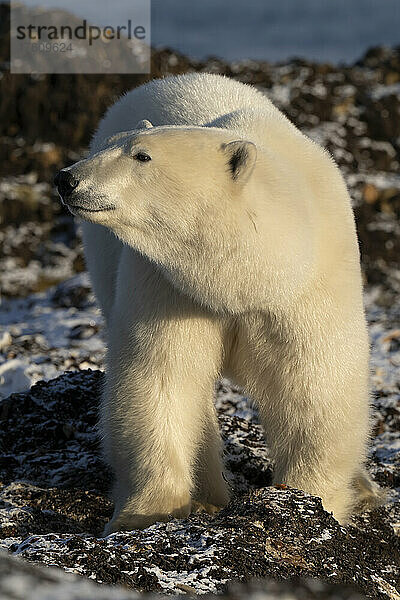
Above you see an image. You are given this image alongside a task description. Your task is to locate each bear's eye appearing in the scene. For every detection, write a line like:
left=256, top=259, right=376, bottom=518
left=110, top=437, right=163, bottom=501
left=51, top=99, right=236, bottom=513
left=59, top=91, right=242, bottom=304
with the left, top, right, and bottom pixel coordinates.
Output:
left=134, top=152, right=151, bottom=162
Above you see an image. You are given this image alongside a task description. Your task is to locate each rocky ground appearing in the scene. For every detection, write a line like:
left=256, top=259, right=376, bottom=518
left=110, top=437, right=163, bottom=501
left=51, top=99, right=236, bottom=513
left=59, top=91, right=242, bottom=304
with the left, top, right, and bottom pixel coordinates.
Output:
left=0, top=273, right=399, bottom=598
left=0, top=361, right=399, bottom=599
left=1, top=2, right=400, bottom=594
left=0, top=553, right=370, bottom=600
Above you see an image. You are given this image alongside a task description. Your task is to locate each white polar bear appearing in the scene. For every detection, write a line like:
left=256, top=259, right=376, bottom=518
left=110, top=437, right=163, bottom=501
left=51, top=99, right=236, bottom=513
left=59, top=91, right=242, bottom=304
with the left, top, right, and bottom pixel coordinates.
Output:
left=54, top=73, right=383, bottom=533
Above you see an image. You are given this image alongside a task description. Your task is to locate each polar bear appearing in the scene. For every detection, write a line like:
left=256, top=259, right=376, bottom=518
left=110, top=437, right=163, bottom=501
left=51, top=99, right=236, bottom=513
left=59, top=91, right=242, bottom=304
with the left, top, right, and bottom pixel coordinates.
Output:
left=54, top=73, right=382, bottom=533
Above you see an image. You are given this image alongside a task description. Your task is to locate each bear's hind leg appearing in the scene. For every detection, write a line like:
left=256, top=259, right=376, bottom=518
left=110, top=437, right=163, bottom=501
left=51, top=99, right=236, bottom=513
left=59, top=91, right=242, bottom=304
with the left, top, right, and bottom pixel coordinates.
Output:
left=352, top=469, right=387, bottom=513
left=235, top=311, right=372, bottom=524
left=192, top=398, right=230, bottom=513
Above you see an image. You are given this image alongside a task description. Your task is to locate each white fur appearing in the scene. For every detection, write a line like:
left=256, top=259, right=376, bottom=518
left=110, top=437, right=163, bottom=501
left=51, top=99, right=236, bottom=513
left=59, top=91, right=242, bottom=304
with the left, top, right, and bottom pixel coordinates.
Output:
left=63, top=73, right=382, bottom=532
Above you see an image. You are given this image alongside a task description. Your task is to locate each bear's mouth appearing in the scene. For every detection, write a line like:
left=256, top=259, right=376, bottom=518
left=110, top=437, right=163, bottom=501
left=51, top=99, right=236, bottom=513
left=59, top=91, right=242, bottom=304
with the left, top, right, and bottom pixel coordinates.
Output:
left=59, top=190, right=116, bottom=214
left=67, top=204, right=116, bottom=213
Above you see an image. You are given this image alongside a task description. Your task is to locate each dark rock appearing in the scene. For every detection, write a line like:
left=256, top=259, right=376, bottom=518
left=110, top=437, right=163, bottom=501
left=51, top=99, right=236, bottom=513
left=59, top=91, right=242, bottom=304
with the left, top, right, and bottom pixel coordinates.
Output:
left=0, top=370, right=108, bottom=491
left=0, top=551, right=369, bottom=599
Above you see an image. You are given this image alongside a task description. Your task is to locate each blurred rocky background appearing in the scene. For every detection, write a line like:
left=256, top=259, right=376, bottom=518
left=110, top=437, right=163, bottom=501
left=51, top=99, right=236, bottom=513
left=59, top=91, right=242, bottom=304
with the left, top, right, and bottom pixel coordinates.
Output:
left=1, top=2, right=400, bottom=299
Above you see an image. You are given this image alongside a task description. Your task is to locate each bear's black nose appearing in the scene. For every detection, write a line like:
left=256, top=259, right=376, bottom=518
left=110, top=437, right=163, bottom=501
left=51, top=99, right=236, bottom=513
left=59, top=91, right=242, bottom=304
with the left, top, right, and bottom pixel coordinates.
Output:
left=54, top=170, right=79, bottom=199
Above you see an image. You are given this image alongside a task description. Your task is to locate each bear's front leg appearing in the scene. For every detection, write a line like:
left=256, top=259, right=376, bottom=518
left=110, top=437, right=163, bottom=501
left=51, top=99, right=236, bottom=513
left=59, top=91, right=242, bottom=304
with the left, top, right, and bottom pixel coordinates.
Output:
left=101, top=261, right=225, bottom=534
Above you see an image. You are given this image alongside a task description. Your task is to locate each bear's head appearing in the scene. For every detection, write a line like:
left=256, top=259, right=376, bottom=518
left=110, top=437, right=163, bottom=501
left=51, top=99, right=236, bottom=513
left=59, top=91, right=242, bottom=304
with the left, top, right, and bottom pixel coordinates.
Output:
left=54, top=121, right=313, bottom=311
left=54, top=121, right=257, bottom=238
left=54, top=122, right=265, bottom=310
left=54, top=121, right=316, bottom=311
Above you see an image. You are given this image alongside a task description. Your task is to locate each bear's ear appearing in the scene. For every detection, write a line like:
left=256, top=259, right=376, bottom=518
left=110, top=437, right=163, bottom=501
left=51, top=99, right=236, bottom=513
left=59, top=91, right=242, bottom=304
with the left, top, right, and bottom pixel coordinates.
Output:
left=135, top=119, right=154, bottom=130
left=222, top=140, right=257, bottom=184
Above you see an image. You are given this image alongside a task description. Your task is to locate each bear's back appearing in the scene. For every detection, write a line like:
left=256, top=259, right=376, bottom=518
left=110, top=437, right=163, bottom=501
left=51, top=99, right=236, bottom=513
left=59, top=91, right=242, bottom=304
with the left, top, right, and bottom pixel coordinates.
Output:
left=91, top=73, right=285, bottom=151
